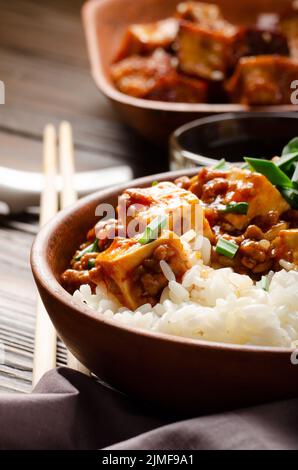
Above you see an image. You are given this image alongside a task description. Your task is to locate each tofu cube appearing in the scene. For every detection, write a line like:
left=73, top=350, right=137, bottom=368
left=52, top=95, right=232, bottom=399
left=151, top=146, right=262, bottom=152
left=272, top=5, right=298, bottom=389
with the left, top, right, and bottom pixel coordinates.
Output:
left=226, top=55, right=298, bottom=105
left=114, top=18, right=179, bottom=62
left=178, top=21, right=237, bottom=80
left=144, top=73, right=207, bottom=103
left=234, top=27, right=289, bottom=59
left=224, top=169, right=290, bottom=230
left=117, top=181, right=208, bottom=238
left=176, top=1, right=223, bottom=25
left=276, top=229, right=298, bottom=265
left=111, top=49, right=175, bottom=98
left=91, top=231, right=192, bottom=309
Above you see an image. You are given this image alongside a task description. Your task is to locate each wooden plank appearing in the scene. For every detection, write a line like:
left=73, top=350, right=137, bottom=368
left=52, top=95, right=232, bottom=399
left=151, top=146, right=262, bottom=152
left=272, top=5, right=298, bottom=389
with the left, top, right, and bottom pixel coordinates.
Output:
left=0, top=226, right=67, bottom=393
left=0, top=0, right=88, bottom=66
left=0, top=0, right=167, bottom=177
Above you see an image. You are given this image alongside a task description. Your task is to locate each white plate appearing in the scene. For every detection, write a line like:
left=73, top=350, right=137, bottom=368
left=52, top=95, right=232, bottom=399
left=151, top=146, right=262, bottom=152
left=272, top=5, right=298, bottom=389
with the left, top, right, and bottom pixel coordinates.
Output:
left=0, top=165, right=133, bottom=214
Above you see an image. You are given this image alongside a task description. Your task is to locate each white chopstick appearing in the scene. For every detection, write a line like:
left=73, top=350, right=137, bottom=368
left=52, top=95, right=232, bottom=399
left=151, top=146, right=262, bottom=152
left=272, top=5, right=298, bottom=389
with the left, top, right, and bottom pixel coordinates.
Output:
left=59, top=121, right=90, bottom=375
left=33, top=122, right=89, bottom=387
left=32, top=124, right=58, bottom=387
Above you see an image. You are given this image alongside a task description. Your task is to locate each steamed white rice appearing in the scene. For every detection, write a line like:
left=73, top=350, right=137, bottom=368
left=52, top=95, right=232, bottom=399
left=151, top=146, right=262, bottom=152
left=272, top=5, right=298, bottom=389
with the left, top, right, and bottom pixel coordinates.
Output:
left=73, top=261, right=298, bottom=348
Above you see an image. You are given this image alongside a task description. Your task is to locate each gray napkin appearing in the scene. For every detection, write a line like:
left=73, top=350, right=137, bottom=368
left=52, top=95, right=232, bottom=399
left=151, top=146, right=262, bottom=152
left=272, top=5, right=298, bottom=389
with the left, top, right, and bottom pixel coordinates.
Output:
left=0, top=367, right=297, bottom=450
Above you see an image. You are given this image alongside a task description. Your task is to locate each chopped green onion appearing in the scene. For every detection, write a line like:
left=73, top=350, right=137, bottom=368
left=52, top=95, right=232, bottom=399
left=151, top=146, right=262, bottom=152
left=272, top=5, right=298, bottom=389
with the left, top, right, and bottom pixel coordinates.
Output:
left=292, top=162, right=298, bottom=185
left=240, top=162, right=251, bottom=170
left=276, top=152, right=298, bottom=174
left=88, top=259, right=96, bottom=269
left=212, top=158, right=229, bottom=170
left=244, top=157, right=294, bottom=189
left=279, top=187, right=298, bottom=209
left=139, top=215, right=167, bottom=245
left=152, top=181, right=159, bottom=187
left=257, top=275, right=270, bottom=292
left=75, top=239, right=99, bottom=261
left=219, top=202, right=249, bottom=215
left=282, top=137, right=298, bottom=156
left=216, top=238, right=239, bottom=259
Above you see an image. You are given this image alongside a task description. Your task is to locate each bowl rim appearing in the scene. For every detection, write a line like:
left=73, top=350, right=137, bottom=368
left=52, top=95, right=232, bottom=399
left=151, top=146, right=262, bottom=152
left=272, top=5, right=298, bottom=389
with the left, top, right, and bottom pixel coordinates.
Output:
left=170, top=112, right=298, bottom=166
left=82, top=0, right=298, bottom=113
left=31, top=168, right=296, bottom=355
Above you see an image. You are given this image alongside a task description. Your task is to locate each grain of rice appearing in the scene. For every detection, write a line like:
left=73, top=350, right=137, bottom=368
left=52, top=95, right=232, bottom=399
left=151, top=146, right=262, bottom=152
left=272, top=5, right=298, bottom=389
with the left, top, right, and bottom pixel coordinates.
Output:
left=279, top=259, right=295, bottom=271
left=160, top=260, right=176, bottom=282
left=200, top=237, right=211, bottom=264
left=181, top=229, right=197, bottom=243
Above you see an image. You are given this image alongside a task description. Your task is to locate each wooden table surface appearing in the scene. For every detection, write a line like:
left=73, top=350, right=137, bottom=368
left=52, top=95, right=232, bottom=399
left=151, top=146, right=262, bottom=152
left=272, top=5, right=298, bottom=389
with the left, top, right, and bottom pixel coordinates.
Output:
left=0, top=0, right=167, bottom=393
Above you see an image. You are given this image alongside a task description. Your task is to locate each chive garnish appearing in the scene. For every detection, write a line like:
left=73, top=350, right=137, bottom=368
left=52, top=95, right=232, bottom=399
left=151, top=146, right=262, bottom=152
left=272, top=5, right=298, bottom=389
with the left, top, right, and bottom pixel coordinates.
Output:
left=282, top=137, right=298, bottom=156
left=291, top=162, right=298, bottom=185
left=279, top=188, right=298, bottom=209
left=257, top=275, right=270, bottom=292
left=219, top=202, right=249, bottom=215
left=244, top=157, right=294, bottom=189
left=212, top=158, right=229, bottom=170
left=216, top=238, right=239, bottom=259
left=88, top=259, right=96, bottom=270
left=75, top=239, right=99, bottom=261
left=276, top=152, right=298, bottom=173
left=138, top=215, right=167, bottom=245
left=240, top=162, right=251, bottom=170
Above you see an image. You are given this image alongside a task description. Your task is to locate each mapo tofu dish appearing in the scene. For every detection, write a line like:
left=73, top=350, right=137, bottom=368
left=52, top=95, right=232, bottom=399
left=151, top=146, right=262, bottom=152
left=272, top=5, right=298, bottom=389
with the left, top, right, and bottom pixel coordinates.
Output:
left=62, top=138, right=298, bottom=316
left=110, top=1, right=298, bottom=105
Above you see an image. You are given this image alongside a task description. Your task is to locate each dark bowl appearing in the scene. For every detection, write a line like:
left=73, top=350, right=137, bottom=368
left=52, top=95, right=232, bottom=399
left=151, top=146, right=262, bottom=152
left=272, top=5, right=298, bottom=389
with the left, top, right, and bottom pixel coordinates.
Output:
left=170, top=112, right=298, bottom=168
left=31, top=169, right=298, bottom=416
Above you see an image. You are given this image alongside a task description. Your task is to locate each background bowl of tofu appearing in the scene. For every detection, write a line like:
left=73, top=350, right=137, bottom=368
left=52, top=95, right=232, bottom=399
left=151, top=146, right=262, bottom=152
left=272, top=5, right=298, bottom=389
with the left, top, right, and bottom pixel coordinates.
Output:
left=31, top=167, right=298, bottom=416
left=82, top=0, right=298, bottom=144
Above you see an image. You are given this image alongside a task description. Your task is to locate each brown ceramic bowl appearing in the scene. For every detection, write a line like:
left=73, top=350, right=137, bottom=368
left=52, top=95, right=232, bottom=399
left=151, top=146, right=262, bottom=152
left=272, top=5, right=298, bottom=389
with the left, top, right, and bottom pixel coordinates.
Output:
left=31, top=169, right=298, bottom=416
left=82, top=0, right=298, bottom=144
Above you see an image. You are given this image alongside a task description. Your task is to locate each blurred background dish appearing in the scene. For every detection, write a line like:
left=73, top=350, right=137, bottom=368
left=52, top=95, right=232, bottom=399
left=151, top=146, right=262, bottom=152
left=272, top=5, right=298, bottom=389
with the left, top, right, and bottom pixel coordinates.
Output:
left=170, top=112, right=298, bottom=169
left=83, top=0, right=298, bottom=144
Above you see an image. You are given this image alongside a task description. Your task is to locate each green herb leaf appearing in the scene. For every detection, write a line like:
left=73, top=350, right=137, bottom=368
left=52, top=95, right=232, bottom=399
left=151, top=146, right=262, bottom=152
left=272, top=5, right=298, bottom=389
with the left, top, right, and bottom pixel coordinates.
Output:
left=75, top=239, right=99, bottom=261
left=152, top=181, right=159, bottom=187
left=88, top=259, right=96, bottom=270
left=212, top=159, right=230, bottom=170
left=240, top=162, right=251, bottom=170
left=282, top=137, right=298, bottom=156
left=276, top=151, right=298, bottom=174
left=244, top=157, right=294, bottom=189
left=257, top=275, right=270, bottom=292
left=279, top=187, right=298, bottom=209
left=219, top=202, right=249, bottom=215
left=139, top=215, right=167, bottom=245
left=216, top=238, right=239, bottom=259
left=292, top=162, right=298, bottom=185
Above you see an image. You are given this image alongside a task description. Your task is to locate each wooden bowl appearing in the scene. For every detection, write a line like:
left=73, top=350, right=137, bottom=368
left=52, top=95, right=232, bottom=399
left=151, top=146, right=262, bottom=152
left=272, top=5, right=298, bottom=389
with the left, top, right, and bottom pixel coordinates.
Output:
left=82, top=0, right=298, bottom=144
left=31, top=169, right=298, bottom=416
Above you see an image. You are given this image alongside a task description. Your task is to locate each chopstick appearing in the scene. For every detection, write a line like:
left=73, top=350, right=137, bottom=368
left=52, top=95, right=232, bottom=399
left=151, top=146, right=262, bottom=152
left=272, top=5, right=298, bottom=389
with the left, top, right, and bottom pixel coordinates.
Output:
left=33, top=122, right=89, bottom=387
left=59, top=122, right=89, bottom=375
left=32, top=124, right=58, bottom=387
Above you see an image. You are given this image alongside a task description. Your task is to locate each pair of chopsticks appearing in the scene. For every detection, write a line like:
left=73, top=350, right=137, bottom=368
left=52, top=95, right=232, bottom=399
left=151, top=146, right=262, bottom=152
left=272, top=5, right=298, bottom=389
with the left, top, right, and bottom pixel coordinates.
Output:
left=32, top=122, right=88, bottom=387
